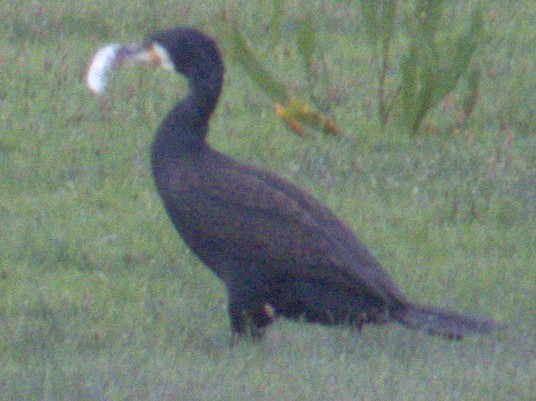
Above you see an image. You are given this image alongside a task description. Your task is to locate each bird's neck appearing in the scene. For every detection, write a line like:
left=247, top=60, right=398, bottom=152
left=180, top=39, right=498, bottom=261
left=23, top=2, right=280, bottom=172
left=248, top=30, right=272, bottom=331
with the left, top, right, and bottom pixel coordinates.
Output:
left=152, top=71, right=223, bottom=158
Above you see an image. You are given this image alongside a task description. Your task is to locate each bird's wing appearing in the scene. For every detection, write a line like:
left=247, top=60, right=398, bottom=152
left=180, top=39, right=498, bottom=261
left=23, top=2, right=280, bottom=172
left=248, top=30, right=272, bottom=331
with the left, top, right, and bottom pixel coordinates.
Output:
left=249, top=165, right=406, bottom=301
left=167, top=151, right=404, bottom=301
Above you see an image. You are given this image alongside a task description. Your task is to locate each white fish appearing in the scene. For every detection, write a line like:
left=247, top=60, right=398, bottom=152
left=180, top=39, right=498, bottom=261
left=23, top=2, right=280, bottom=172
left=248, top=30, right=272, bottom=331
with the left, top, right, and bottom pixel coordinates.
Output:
left=87, top=41, right=174, bottom=94
left=86, top=44, right=123, bottom=94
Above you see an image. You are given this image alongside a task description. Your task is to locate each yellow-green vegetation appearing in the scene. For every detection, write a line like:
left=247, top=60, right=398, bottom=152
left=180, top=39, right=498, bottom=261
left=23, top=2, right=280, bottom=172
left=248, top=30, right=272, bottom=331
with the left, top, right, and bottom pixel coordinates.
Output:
left=1, top=0, right=535, bottom=400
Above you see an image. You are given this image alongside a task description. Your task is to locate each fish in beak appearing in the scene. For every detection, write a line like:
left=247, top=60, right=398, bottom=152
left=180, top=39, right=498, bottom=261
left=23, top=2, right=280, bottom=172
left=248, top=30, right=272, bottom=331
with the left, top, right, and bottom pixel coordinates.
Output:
left=86, top=41, right=173, bottom=94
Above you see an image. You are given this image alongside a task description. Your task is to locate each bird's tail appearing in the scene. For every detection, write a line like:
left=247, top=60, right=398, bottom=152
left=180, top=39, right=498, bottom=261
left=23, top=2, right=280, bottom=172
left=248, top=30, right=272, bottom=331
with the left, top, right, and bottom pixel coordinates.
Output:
left=392, top=303, right=499, bottom=339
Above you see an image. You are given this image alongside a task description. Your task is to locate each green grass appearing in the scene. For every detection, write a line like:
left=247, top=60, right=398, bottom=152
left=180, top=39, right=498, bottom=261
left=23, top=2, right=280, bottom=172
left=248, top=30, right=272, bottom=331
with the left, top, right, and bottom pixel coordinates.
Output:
left=1, top=0, right=535, bottom=400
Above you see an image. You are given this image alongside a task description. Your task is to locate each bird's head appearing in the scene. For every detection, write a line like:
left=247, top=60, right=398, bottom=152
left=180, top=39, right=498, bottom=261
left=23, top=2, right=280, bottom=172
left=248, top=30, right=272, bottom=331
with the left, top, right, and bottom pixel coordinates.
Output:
left=145, top=27, right=222, bottom=78
left=87, top=27, right=223, bottom=94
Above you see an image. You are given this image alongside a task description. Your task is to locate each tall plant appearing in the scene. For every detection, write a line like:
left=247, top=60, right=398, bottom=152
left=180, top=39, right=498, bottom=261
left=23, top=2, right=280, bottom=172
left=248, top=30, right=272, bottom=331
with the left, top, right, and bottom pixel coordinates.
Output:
left=358, top=0, right=484, bottom=135
left=220, top=11, right=339, bottom=137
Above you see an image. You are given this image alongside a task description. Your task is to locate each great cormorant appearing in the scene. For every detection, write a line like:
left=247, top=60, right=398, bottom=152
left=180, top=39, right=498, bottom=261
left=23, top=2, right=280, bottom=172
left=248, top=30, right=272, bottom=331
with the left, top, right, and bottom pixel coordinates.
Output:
left=88, top=27, right=497, bottom=344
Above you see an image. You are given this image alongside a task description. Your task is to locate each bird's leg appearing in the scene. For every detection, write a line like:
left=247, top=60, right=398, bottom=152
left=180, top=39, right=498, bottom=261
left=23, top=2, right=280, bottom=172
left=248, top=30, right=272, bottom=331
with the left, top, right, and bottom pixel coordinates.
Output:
left=356, top=312, right=366, bottom=333
left=227, top=293, right=275, bottom=347
left=228, top=301, right=249, bottom=342
left=228, top=308, right=266, bottom=347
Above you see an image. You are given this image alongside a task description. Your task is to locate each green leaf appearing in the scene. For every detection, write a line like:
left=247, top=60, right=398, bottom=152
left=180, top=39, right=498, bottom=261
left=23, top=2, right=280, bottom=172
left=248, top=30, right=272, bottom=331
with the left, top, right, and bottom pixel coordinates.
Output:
left=399, top=46, right=418, bottom=133
left=434, top=4, right=482, bottom=105
left=379, top=0, right=397, bottom=45
left=297, top=14, right=316, bottom=78
left=463, top=65, right=481, bottom=118
left=270, top=0, right=284, bottom=45
left=413, top=44, right=437, bottom=134
left=227, top=25, right=289, bottom=103
left=359, top=0, right=379, bottom=44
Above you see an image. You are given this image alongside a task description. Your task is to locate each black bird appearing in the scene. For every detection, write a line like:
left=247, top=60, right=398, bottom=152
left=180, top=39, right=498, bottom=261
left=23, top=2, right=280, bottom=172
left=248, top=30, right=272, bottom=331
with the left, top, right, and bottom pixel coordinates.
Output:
left=99, top=27, right=497, bottom=343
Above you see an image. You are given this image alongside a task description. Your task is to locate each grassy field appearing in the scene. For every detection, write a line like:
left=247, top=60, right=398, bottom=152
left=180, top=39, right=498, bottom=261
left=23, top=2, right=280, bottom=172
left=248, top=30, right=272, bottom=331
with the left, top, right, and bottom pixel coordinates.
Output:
left=1, top=0, right=535, bottom=400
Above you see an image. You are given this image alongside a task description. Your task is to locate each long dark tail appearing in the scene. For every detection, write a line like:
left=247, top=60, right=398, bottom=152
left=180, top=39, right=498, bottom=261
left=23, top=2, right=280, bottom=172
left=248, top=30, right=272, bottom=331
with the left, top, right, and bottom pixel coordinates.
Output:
left=392, top=303, right=499, bottom=339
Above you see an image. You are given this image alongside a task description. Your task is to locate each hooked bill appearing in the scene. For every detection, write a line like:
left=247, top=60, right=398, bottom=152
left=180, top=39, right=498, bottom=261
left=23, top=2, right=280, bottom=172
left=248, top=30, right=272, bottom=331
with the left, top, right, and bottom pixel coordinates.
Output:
left=86, top=44, right=123, bottom=94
